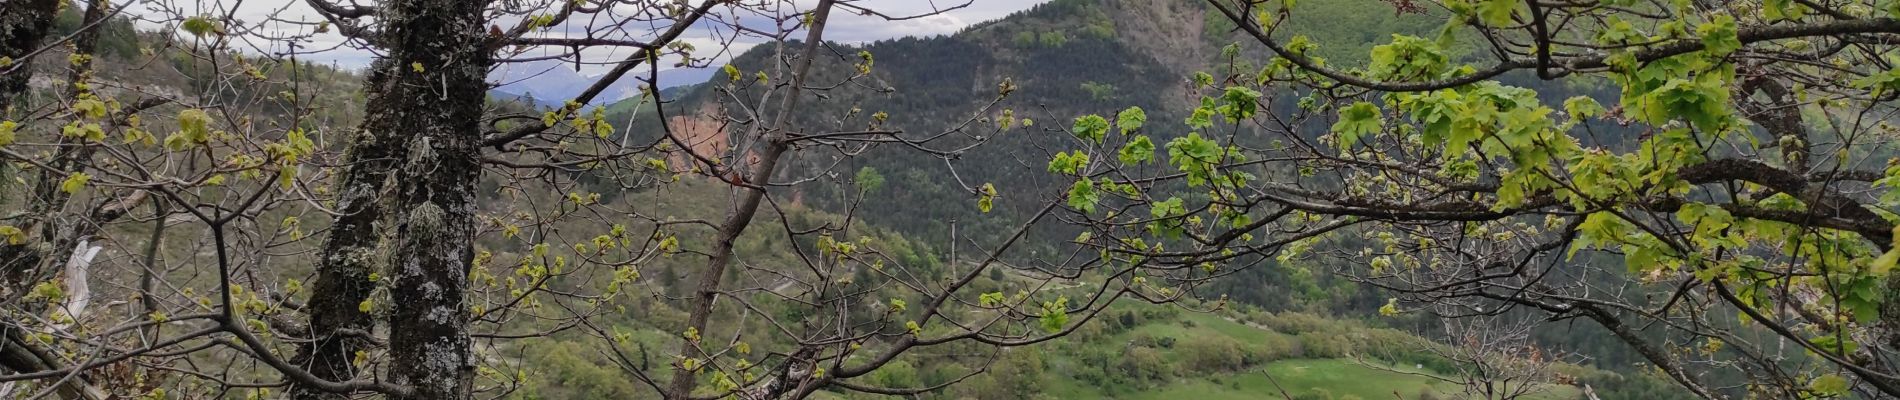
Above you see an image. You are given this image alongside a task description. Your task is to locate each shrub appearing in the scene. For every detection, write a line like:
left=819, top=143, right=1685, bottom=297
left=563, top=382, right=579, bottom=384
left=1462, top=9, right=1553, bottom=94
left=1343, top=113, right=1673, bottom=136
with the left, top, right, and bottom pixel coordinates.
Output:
left=1116, top=346, right=1172, bottom=387
left=1180, top=336, right=1245, bottom=372
left=1298, top=331, right=1352, bottom=358
left=1249, top=334, right=1303, bottom=362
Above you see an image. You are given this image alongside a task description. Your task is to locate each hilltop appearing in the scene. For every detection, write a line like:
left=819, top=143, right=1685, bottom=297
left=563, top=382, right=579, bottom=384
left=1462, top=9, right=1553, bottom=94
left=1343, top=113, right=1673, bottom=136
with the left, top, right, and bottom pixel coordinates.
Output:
left=608, top=0, right=1477, bottom=255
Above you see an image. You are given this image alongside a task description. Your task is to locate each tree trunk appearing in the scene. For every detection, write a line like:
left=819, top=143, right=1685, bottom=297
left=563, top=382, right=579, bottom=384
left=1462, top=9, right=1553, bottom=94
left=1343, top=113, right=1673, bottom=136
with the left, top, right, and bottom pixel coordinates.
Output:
left=288, top=20, right=421, bottom=400
left=0, top=0, right=65, bottom=298
left=0, top=0, right=60, bottom=112
left=365, top=1, right=493, bottom=399
left=288, top=113, right=402, bottom=400
left=665, top=1, right=835, bottom=398
left=10, top=0, right=110, bottom=292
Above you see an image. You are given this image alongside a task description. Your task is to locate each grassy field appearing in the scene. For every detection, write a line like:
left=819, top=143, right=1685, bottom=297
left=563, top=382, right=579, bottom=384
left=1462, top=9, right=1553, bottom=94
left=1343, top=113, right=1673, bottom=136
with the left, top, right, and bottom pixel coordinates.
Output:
left=804, top=303, right=1591, bottom=399
left=1047, top=358, right=1581, bottom=400
left=1037, top=306, right=1586, bottom=400
left=1244, top=359, right=1464, bottom=400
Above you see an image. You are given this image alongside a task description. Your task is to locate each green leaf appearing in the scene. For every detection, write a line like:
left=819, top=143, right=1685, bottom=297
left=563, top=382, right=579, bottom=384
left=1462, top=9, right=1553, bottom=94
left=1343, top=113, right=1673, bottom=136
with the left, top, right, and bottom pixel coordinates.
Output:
left=1192, top=71, right=1214, bottom=88
left=1166, top=133, right=1222, bottom=186
left=1218, top=86, right=1262, bottom=121
left=1630, top=74, right=1731, bottom=130
left=0, top=121, right=15, bottom=146
left=1476, top=0, right=1518, bottom=27
left=169, top=109, right=212, bottom=150
left=1332, top=102, right=1383, bottom=150
left=62, top=122, right=104, bottom=142
left=1444, top=116, right=1482, bottom=157
left=1596, top=16, right=1640, bottom=45
left=1119, top=135, right=1156, bottom=165
left=1696, top=15, right=1741, bottom=57
left=978, top=183, right=997, bottom=213
left=0, top=225, right=24, bottom=245
left=1067, top=179, right=1100, bottom=213
left=1872, top=249, right=1899, bottom=275
left=594, top=121, right=614, bottom=138
left=1762, top=0, right=1807, bottom=21
left=1071, top=114, right=1110, bottom=143
left=1148, top=197, right=1188, bottom=238
left=1572, top=211, right=1627, bottom=258
left=182, top=16, right=221, bottom=37
left=979, top=292, right=1005, bottom=307
left=1115, top=106, right=1146, bottom=134
left=179, top=109, right=210, bottom=138
left=1367, top=35, right=1449, bottom=81
left=1039, top=297, right=1070, bottom=333
left=1810, top=374, right=1850, bottom=397
left=1563, top=96, right=1604, bottom=119
left=1853, top=68, right=1900, bottom=98
left=73, top=99, right=107, bottom=120
left=60, top=172, right=91, bottom=194
left=1047, top=151, right=1090, bottom=175
left=1185, top=106, right=1215, bottom=130
left=1150, top=197, right=1185, bottom=219
left=278, top=167, right=296, bottom=189
left=1812, top=334, right=1859, bottom=356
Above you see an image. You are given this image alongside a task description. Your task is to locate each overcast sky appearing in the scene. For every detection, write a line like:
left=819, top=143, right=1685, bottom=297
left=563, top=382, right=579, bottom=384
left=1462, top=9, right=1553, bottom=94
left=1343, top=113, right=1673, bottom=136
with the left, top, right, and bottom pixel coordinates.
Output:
left=142, top=0, right=1049, bottom=75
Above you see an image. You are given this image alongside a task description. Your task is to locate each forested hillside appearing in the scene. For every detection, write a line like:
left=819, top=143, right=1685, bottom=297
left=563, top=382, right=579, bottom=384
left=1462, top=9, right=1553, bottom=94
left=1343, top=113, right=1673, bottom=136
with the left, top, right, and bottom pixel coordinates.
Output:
left=4, top=0, right=1900, bottom=399
left=610, top=1, right=1683, bottom=396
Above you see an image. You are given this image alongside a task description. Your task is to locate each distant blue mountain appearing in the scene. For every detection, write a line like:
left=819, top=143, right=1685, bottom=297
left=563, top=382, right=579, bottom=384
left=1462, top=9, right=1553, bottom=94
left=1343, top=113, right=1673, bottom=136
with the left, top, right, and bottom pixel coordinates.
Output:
left=489, top=60, right=719, bottom=106
left=487, top=90, right=565, bottom=109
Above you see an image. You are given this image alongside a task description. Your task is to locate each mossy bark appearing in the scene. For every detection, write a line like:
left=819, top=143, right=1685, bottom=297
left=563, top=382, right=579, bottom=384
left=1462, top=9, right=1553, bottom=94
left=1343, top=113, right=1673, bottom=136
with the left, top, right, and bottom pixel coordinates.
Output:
left=294, top=0, right=491, bottom=398
left=372, top=1, right=492, bottom=399
left=289, top=28, right=416, bottom=400
left=0, top=0, right=65, bottom=297
left=0, top=0, right=60, bottom=113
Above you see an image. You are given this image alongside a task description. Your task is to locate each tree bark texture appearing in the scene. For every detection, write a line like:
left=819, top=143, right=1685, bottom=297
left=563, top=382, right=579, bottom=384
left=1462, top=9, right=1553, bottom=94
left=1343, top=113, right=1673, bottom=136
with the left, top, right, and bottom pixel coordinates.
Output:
left=0, top=0, right=59, bottom=112
left=365, top=0, right=493, bottom=399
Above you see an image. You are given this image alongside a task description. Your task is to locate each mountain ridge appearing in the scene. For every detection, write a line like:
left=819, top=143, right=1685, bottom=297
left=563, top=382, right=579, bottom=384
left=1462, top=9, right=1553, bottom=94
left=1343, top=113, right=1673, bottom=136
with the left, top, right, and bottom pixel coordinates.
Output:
left=489, top=59, right=720, bottom=105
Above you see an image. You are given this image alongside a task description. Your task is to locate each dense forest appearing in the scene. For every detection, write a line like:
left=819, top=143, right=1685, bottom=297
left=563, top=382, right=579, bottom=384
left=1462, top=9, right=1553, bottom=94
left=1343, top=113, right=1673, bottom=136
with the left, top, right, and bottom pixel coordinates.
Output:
left=1, top=0, right=1899, bottom=399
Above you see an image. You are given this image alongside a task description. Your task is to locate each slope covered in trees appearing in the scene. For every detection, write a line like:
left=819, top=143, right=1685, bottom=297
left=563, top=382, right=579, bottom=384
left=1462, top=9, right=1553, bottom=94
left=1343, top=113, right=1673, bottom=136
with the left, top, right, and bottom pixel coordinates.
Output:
left=616, top=0, right=1671, bottom=392
left=4, top=0, right=1900, bottom=398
